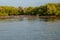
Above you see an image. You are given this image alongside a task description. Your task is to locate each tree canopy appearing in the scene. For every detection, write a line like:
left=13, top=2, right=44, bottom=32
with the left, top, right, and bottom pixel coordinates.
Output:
left=0, top=3, right=60, bottom=16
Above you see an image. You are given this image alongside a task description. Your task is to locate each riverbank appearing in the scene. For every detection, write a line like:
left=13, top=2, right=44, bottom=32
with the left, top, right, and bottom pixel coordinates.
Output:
left=0, top=15, right=59, bottom=19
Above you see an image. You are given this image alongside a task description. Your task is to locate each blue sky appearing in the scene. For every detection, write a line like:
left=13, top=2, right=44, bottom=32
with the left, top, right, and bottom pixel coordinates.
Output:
left=0, top=0, right=60, bottom=7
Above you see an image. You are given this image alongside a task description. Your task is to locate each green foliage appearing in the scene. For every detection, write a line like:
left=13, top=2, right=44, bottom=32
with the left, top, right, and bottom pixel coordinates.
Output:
left=0, top=13, right=8, bottom=16
left=0, top=3, right=60, bottom=16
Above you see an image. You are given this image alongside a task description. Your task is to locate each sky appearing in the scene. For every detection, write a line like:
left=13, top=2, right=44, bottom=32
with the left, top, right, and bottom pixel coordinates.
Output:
left=0, top=0, right=60, bottom=7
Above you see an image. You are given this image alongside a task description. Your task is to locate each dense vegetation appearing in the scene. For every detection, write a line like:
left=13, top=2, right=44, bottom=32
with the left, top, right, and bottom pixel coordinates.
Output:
left=0, top=3, right=60, bottom=16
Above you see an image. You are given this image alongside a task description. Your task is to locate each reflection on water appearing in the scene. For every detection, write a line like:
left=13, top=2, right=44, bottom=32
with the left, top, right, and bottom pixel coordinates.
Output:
left=0, top=17, right=60, bottom=40
left=0, top=17, right=60, bottom=22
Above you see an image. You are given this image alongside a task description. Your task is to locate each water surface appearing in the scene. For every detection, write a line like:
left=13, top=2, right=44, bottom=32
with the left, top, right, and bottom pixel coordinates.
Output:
left=0, top=17, right=60, bottom=40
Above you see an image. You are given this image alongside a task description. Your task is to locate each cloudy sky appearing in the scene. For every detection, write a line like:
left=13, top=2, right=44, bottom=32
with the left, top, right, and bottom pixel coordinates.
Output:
left=0, top=0, right=60, bottom=7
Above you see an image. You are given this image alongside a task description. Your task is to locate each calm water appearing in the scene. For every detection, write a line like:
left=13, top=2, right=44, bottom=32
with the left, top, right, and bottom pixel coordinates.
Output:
left=0, top=17, right=60, bottom=40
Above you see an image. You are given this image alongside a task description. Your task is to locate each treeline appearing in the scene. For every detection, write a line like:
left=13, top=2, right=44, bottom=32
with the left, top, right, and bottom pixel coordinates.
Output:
left=0, top=3, right=60, bottom=16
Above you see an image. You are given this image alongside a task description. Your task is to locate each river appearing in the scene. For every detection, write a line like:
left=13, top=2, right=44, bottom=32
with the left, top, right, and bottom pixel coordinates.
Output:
left=0, top=17, right=60, bottom=40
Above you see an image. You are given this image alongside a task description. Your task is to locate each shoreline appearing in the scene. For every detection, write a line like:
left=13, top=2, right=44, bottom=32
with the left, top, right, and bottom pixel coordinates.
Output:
left=0, top=15, right=59, bottom=19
